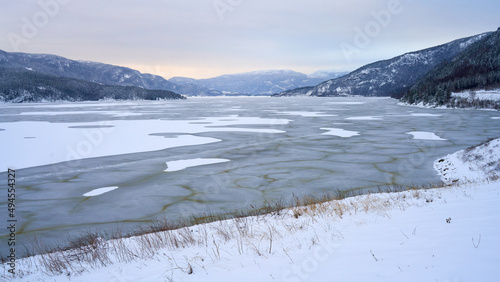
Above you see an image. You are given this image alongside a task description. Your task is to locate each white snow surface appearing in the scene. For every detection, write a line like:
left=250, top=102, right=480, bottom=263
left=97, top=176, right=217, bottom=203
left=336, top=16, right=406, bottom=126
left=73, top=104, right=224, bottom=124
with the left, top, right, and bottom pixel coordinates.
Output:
left=407, top=131, right=447, bottom=141
left=4, top=139, right=500, bottom=281
left=82, top=186, right=119, bottom=197
left=451, top=89, right=500, bottom=101
left=165, top=158, right=230, bottom=172
left=272, top=111, right=337, bottom=117
left=0, top=116, right=289, bottom=172
left=410, top=113, right=442, bottom=117
left=345, top=116, right=383, bottom=120
left=434, top=138, right=500, bottom=185
left=320, top=128, right=360, bottom=138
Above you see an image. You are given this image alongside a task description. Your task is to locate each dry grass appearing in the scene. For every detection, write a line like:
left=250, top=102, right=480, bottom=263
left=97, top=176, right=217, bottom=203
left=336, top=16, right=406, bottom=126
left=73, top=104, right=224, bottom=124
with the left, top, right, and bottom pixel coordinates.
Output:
left=2, top=184, right=448, bottom=279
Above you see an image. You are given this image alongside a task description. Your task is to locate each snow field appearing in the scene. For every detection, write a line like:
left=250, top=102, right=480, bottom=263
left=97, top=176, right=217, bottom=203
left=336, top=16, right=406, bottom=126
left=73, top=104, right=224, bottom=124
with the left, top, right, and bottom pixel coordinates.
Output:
left=5, top=181, right=499, bottom=281
left=434, top=138, right=500, bottom=185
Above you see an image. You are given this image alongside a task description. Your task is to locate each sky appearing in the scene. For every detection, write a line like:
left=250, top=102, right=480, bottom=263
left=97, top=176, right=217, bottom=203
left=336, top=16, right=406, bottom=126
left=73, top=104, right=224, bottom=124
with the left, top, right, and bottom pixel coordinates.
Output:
left=0, top=0, right=499, bottom=79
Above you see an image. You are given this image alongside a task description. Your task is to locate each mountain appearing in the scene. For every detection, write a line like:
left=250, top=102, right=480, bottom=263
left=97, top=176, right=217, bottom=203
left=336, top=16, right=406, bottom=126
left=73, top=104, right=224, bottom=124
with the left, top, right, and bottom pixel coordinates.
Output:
left=0, top=50, right=221, bottom=96
left=169, top=70, right=347, bottom=95
left=0, top=67, right=184, bottom=102
left=275, top=33, right=491, bottom=97
left=401, top=28, right=500, bottom=108
left=307, top=70, right=349, bottom=80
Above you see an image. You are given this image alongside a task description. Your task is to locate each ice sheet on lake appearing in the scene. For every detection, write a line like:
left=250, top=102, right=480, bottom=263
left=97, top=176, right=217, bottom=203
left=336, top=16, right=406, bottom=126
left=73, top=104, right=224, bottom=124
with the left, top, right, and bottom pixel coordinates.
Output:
left=14, top=111, right=144, bottom=117
left=321, top=128, right=360, bottom=138
left=83, top=186, right=119, bottom=197
left=407, top=131, right=447, bottom=141
left=165, top=158, right=230, bottom=172
left=0, top=115, right=288, bottom=171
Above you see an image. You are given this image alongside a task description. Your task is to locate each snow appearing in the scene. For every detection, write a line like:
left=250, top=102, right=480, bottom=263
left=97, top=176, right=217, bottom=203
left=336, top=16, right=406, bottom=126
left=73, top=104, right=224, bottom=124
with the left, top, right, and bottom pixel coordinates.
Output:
left=407, top=131, right=447, bottom=141
left=451, top=89, right=500, bottom=101
left=0, top=116, right=289, bottom=172
left=165, top=158, right=230, bottom=172
left=82, top=186, right=119, bottom=197
left=326, top=101, right=365, bottom=105
left=345, top=116, right=384, bottom=120
left=434, top=138, right=500, bottom=185
left=410, top=113, right=442, bottom=117
left=272, top=111, right=337, bottom=117
left=3, top=138, right=500, bottom=281
left=320, top=127, right=360, bottom=138
left=6, top=111, right=143, bottom=117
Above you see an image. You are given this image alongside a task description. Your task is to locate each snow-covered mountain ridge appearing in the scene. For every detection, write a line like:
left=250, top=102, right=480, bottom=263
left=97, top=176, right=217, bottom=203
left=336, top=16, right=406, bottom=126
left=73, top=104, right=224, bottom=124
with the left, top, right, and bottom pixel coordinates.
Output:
left=0, top=50, right=221, bottom=96
left=276, top=32, right=490, bottom=97
left=170, top=69, right=348, bottom=95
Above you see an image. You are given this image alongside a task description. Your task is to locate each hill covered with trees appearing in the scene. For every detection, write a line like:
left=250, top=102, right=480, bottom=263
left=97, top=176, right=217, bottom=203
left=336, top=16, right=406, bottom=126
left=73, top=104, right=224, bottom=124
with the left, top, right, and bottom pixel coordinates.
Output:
left=0, top=67, right=185, bottom=102
left=401, top=28, right=500, bottom=109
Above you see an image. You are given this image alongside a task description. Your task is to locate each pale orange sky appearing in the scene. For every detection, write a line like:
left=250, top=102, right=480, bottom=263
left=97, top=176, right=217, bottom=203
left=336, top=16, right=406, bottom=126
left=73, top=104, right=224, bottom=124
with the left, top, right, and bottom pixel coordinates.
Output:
left=1, top=0, right=498, bottom=79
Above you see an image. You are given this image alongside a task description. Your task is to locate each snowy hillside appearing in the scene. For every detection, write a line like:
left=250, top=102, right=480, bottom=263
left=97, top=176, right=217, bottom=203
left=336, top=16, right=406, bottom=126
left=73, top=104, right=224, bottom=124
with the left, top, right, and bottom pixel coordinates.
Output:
left=0, top=50, right=221, bottom=96
left=451, top=89, right=500, bottom=101
left=3, top=138, right=499, bottom=281
left=401, top=29, right=500, bottom=109
left=170, top=70, right=347, bottom=95
left=435, top=138, right=500, bottom=185
left=277, top=32, right=490, bottom=97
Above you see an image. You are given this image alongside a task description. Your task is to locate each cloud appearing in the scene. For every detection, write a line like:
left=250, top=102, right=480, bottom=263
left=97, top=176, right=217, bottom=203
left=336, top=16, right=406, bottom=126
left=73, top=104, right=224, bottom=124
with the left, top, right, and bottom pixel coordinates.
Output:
left=0, top=0, right=498, bottom=78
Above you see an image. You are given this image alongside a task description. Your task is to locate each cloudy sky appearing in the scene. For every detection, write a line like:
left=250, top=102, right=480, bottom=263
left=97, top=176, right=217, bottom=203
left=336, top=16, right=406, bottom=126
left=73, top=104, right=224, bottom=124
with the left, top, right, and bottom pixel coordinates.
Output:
left=1, top=0, right=498, bottom=79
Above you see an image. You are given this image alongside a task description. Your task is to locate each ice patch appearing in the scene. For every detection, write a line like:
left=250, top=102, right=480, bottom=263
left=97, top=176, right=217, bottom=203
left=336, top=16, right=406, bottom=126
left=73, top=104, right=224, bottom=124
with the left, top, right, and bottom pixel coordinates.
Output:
left=0, top=115, right=288, bottom=171
left=345, top=116, right=383, bottom=120
left=326, top=102, right=365, bottom=105
left=411, top=113, right=442, bottom=117
left=0, top=121, right=222, bottom=171
left=272, top=111, right=337, bottom=117
left=14, top=111, right=143, bottom=117
left=165, top=158, right=230, bottom=172
left=83, top=186, right=119, bottom=197
left=407, top=131, right=447, bottom=141
left=321, top=128, right=360, bottom=138
left=492, top=117, right=500, bottom=120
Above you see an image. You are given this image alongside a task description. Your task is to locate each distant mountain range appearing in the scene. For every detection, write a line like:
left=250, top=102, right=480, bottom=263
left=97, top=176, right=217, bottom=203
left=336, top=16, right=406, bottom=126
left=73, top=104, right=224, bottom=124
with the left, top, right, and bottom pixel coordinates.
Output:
left=0, top=67, right=184, bottom=102
left=275, top=32, right=490, bottom=97
left=169, top=70, right=348, bottom=95
left=2, top=28, right=497, bottom=103
left=0, top=50, right=220, bottom=98
left=0, top=49, right=348, bottom=99
left=401, top=28, right=500, bottom=109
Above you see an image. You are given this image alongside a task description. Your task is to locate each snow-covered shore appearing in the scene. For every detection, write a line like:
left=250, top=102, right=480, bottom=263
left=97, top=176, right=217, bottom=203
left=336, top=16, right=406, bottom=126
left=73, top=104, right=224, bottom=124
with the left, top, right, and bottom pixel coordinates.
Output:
left=434, top=138, right=500, bottom=185
left=398, top=88, right=500, bottom=110
left=3, top=140, right=500, bottom=281
left=451, top=89, right=500, bottom=101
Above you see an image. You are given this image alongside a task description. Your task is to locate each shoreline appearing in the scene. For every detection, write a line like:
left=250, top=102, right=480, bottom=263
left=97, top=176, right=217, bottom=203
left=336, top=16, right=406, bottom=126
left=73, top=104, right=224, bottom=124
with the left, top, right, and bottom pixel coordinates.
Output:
left=3, top=138, right=499, bottom=281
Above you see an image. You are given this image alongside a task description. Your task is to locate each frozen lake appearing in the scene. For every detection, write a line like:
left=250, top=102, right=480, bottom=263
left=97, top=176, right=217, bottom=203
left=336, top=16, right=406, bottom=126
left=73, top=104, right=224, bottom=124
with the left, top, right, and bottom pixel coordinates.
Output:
left=1, top=97, right=499, bottom=255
